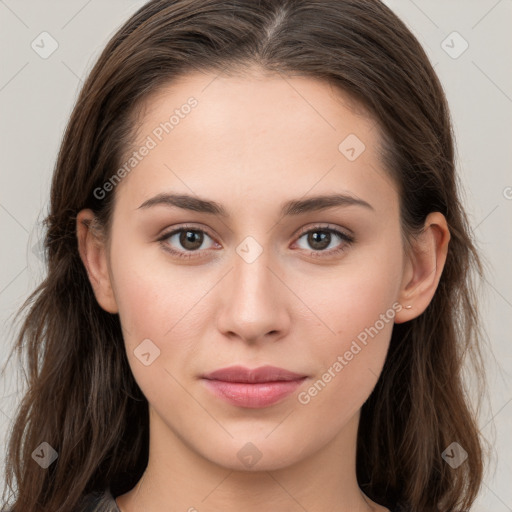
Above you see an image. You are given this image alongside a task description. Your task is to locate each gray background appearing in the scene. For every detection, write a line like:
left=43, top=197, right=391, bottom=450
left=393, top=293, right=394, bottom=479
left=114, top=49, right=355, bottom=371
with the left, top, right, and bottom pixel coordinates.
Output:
left=1, top=0, right=511, bottom=509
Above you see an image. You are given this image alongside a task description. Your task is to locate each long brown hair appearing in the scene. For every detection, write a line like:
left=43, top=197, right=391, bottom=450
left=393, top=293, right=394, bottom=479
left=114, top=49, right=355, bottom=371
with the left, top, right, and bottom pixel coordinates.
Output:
left=1, top=1, right=490, bottom=510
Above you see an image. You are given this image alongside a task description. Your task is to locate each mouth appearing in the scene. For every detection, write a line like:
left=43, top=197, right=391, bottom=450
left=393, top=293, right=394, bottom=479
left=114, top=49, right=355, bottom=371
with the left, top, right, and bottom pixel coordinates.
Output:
left=202, top=364, right=307, bottom=383
left=201, top=365, right=308, bottom=408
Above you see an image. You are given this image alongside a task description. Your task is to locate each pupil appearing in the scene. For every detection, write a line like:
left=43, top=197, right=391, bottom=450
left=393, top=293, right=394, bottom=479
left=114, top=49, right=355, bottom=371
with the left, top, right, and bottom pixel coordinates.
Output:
left=181, top=230, right=202, bottom=250
left=309, top=231, right=330, bottom=250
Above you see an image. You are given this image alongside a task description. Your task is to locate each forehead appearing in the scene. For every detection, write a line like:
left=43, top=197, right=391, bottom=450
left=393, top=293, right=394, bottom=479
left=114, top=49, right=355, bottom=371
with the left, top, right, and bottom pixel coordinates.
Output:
left=137, top=68, right=376, bottom=146
left=114, top=69, right=397, bottom=217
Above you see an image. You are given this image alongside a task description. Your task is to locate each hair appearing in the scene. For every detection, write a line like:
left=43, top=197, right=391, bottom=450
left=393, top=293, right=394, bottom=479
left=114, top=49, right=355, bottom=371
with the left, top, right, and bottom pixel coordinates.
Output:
left=1, top=1, right=491, bottom=511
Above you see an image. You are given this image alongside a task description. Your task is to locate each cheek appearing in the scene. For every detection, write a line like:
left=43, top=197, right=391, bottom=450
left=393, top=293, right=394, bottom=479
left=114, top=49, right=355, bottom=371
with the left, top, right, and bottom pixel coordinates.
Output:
left=107, top=237, right=210, bottom=375
left=295, top=246, right=402, bottom=412
left=302, top=239, right=402, bottom=342
left=109, top=253, right=210, bottom=409
left=109, top=233, right=199, bottom=334
left=296, top=300, right=395, bottom=425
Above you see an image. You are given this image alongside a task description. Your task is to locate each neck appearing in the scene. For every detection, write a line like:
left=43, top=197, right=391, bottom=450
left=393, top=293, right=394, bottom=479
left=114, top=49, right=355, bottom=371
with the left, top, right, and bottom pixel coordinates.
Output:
left=116, top=408, right=387, bottom=512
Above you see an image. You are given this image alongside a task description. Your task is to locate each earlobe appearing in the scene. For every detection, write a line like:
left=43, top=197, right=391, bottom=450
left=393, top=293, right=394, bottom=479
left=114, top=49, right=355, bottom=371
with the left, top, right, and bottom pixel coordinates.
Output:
left=76, top=209, right=119, bottom=314
left=394, top=212, right=450, bottom=324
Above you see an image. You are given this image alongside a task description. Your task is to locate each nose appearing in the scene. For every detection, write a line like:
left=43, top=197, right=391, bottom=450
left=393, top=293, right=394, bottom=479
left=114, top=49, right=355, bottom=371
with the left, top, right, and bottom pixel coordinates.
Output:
left=215, top=243, right=291, bottom=345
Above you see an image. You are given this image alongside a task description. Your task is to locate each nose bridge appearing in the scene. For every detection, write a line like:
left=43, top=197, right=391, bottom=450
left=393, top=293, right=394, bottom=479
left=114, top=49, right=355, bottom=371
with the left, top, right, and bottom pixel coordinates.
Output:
left=232, top=242, right=279, bottom=317
left=216, top=237, right=289, bottom=341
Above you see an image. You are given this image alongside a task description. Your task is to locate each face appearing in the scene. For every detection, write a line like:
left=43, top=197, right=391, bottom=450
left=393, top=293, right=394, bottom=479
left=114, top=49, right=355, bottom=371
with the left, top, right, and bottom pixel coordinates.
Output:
left=89, top=69, right=410, bottom=471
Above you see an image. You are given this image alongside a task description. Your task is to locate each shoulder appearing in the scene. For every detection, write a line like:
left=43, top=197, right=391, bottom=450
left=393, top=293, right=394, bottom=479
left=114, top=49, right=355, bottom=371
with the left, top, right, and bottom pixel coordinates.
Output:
left=75, top=486, right=120, bottom=512
left=0, top=487, right=120, bottom=512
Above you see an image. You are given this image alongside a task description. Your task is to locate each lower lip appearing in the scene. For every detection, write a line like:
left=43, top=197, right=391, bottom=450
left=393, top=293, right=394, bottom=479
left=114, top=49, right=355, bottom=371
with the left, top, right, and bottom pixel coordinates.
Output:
left=202, top=378, right=307, bottom=408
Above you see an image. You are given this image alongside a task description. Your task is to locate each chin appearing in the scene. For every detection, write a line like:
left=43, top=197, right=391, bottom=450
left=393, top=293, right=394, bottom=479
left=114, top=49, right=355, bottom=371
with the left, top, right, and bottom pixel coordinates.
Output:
left=196, top=432, right=317, bottom=472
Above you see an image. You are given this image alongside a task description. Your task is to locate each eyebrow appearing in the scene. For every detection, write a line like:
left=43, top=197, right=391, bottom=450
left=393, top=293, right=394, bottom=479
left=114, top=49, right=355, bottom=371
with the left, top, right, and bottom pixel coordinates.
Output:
left=137, top=192, right=374, bottom=217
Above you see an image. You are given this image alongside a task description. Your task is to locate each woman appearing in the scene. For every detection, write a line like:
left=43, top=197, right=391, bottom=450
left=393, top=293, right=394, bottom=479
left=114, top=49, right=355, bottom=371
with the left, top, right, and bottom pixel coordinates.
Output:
left=1, top=0, right=488, bottom=511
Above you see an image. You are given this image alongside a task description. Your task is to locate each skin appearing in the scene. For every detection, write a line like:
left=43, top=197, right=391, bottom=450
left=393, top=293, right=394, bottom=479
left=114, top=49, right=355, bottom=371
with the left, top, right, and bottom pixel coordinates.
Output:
left=77, top=68, right=450, bottom=512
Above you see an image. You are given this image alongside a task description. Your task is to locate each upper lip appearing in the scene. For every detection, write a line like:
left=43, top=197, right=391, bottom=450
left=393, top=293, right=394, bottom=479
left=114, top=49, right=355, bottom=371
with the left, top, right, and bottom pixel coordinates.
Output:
left=202, top=365, right=307, bottom=383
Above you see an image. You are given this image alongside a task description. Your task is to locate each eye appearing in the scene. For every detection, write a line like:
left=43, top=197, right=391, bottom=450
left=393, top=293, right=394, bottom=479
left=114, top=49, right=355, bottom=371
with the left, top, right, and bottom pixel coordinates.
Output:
left=157, top=225, right=218, bottom=260
left=293, top=225, right=354, bottom=257
left=157, top=223, right=354, bottom=261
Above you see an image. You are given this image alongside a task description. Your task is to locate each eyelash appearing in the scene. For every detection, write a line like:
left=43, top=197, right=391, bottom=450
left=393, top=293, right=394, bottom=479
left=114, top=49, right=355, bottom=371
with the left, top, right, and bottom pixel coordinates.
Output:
left=157, top=223, right=355, bottom=260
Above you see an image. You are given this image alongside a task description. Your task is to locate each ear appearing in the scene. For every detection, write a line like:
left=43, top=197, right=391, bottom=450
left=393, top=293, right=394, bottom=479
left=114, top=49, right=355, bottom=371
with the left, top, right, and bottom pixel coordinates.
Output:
left=76, top=209, right=119, bottom=314
left=394, top=212, right=450, bottom=324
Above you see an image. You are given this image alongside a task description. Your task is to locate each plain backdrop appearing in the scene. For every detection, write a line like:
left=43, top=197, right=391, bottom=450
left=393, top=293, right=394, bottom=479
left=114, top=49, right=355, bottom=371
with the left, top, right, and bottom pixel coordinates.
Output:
left=0, top=1, right=511, bottom=509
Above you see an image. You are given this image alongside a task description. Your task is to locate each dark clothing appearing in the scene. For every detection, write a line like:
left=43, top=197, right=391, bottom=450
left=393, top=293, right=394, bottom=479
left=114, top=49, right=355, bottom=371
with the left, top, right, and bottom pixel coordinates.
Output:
left=78, top=487, right=120, bottom=512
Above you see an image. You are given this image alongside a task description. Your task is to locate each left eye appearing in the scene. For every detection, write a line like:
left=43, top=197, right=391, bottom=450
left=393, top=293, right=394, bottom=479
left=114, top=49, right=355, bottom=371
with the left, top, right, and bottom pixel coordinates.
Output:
left=294, top=227, right=353, bottom=253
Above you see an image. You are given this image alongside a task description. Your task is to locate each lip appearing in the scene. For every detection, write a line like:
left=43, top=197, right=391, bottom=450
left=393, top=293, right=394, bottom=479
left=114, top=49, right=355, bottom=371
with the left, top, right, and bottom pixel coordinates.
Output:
left=201, top=365, right=308, bottom=408
left=202, top=365, right=307, bottom=383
